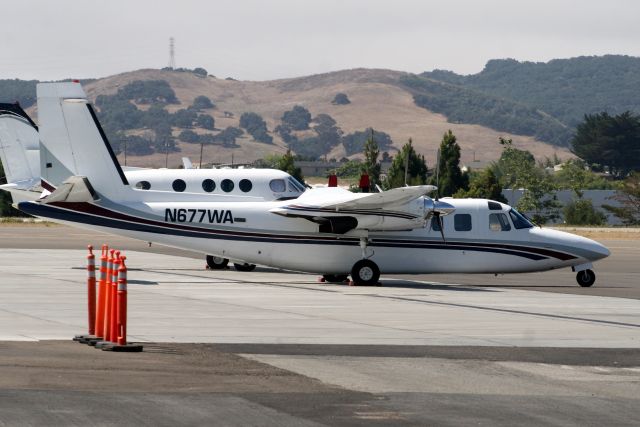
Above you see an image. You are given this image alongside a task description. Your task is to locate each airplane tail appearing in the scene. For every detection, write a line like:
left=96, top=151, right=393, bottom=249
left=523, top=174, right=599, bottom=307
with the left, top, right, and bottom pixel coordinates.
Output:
left=37, top=82, right=132, bottom=201
left=0, top=103, right=40, bottom=187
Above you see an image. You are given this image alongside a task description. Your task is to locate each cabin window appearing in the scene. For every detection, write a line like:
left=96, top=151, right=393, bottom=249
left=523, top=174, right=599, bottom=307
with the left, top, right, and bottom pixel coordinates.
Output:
left=221, top=179, right=234, bottom=192
left=454, top=214, right=472, bottom=231
left=509, top=209, right=534, bottom=229
left=488, top=201, right=502, bottom=210
left=269, top=179, right=286, bottom=192
left=172, top=179, right=186, bottom=192
left=239, top=179, right=253, bottom=192
left=202, top=179, right=216, bottom=192
left=135, top=181, right=151, bottom=190
left=489, top=213, right=511, bottom=231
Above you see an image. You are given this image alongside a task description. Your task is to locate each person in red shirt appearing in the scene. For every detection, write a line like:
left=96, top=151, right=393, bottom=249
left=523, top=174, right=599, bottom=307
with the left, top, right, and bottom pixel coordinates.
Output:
left=359, top=172, right=370, bottom=193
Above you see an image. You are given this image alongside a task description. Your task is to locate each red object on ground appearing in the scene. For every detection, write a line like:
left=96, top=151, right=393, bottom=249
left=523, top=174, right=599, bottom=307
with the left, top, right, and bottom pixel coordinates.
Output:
left=96, top=245, right=108, bottom=337
left=116, top=256, right=128, bottom=346
left=86, top=246, right=96, bottom=336
left=328, top=174, right=338, bottom=187
left=359, top=173, right=370, bottom=192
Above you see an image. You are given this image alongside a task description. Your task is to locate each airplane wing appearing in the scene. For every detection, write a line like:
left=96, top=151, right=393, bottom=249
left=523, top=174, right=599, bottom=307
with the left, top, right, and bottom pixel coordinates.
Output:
left=270, top=185, right=436, bottom=233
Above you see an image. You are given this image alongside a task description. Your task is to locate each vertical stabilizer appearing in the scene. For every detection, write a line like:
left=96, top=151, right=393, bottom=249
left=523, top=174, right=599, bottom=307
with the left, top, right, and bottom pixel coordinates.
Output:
left=37, top=82, right=131, bottom=201
left=0, top=103, right=40, bottom=187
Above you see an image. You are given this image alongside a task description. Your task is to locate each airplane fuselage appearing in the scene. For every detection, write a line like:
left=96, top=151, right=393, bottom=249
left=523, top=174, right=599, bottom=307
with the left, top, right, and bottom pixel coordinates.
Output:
left=22, top=197, right=610, bottom=276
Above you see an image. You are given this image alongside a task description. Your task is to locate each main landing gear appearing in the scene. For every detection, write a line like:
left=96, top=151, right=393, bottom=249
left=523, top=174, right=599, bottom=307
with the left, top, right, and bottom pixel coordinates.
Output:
left=206, top=256, right=256, bottom=272
left=576, top=269, right=596, bottom=287
left=206, top=255, right=228, bottom=270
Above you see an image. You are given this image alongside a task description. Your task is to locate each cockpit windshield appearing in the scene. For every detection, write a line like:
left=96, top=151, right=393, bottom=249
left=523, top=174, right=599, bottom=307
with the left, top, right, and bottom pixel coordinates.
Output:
left=287, top=177, right=306, bottom=193
left=509, top=208, right=534, bottom=229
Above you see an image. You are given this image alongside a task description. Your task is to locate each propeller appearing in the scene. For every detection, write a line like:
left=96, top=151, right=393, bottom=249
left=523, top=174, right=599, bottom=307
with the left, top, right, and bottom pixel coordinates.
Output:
left=424, top=198, right=455, bottom=243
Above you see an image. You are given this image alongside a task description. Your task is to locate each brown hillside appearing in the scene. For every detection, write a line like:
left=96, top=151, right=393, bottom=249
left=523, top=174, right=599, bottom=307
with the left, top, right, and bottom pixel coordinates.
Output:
left=71, top=69, right=572, bottom=169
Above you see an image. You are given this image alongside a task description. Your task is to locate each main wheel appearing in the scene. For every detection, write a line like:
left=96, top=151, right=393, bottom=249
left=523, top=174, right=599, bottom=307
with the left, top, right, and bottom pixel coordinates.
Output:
left=234, top=263, right=256, bottom=272
left=206, top=255, right=229, bottom=270
left=350, top=259, right=380, bottom=286
left=576, top=269, right=596, bottom=287
left=322, top=274, right=349, bottom=283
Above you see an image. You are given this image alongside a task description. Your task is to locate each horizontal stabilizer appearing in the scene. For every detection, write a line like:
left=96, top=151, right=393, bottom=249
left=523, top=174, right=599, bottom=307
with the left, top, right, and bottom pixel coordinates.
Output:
left=42, top=176, right=97, bottom=204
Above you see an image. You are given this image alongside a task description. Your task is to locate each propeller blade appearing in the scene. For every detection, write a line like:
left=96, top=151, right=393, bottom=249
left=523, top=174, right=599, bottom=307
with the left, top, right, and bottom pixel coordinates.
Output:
left=436, top=212, right=446, bottom=243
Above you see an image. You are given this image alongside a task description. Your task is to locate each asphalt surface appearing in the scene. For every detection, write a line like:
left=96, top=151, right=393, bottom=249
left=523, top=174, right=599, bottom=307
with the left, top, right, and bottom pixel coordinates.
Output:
left=0, top=341, right=638, bottom=426
left=0, top=224, right=638, bottom=299
left=0, top=225, right=639, bottom=426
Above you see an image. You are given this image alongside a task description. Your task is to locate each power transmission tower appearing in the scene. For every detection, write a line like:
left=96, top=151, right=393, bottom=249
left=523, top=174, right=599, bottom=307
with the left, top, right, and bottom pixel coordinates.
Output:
left=168, top=37, right=176, bottom=69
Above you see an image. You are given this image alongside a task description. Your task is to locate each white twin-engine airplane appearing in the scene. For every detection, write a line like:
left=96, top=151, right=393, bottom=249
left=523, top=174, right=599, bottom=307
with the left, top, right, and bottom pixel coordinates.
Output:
left=0, top=101, right=305, bottom=270
left=17, top=82, right=610, bottom=286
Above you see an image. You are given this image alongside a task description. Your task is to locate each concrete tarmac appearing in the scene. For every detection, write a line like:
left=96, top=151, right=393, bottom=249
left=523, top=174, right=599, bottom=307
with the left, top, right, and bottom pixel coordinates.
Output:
left=0, top=228, right=639, bottom=425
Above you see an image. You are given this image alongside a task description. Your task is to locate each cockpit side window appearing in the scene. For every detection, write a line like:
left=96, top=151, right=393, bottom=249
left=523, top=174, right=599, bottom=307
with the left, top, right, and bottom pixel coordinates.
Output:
left=509, top=209, right=534, bottom=229
left=269, top=179, right=286, bottom=192
left=489, top=213, right=511, bottom=231
left=431, top=216, right=441, bottom=231
left=135, top=181, right=151, bottom=190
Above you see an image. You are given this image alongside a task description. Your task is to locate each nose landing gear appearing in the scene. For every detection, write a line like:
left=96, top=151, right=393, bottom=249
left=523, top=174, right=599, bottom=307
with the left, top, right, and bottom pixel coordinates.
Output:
left=576, top=269, right=596, bottom=287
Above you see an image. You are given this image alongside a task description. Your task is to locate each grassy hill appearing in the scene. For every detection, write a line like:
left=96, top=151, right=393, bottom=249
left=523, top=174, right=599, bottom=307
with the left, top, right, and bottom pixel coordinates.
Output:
left=3, top=67, right=578, bottom=169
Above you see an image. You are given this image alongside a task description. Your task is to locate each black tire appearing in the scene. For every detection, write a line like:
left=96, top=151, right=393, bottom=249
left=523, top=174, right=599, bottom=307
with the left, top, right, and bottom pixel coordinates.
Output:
left=576, top=269, right=596, bottom=287
left=350, top=259, right=380, bottom=286
left=322, top=274, right=349, bottom=283
left=206, top=255, right=228, bottom=270
left=234, top=263, right=256, bottom=272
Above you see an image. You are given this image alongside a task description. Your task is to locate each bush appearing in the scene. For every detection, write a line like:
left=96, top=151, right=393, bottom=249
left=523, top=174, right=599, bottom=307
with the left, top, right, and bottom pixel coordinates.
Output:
left=178, top=130, right=200, bottom=143
left=332, top=93, right=350, bottom=105
left=192, top=95, right=215, bottom=110
left=342, top=128, right=393, bottom=156
left=563, top=199, right=606, bottom=225
left=196, top=114, right=215, bottom=130
left=172, top=109, right=198, bottom=128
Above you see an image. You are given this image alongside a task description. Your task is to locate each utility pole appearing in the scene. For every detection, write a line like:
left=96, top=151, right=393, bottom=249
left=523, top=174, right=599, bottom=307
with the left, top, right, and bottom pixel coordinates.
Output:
left=199, top=141, right=204, bottom=169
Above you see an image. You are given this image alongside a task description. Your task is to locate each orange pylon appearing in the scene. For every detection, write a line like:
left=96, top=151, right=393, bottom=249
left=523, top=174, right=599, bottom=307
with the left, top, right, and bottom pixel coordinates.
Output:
left=104, top=249, right=115, bottom=341
left=95, top=245, right=108, bottom=338
left=116, top=256, right=128, bottom=346
left=110, top=251, right=121, bottom=342
left=86, top=245, right=96, bottom=336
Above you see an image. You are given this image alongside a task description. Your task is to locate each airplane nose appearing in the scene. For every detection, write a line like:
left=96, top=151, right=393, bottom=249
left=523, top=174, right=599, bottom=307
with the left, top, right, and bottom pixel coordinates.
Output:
left=585, top=238, right=610, bottom=261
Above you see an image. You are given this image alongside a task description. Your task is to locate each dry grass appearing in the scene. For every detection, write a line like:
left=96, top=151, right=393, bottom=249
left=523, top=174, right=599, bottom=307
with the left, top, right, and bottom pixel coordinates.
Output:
left=58, top=68, right=574, bottom=168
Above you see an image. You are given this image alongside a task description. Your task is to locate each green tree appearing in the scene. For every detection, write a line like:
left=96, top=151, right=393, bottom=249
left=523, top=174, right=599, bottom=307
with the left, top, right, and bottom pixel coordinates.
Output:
left=281, top=106, right=312, bottom=131
left=384, top=139, right=428, bottom=189
left=563, top=199, right=606, bottom=225
left=572, top=111, right=640, bottom=178
left=496, top=137, right=560, bottom=223
left=192, top=95, right=215, bottom=110
left=240, top=112, right=272, bottom=144
left=431, top=130, right=468, bottom=197
left=196, top=114, right=215, bottom=130
left=553, top=159, right=617, bottom=195
left=0, top=162, right=28, bottom=217
left=332, top=93, right=351, bottom=105
left=275, top=150, right=304, bottom=183
left=603, top=172, right=640, bottom=225
left=362, top=130, right=381, bottom=190
left=455, top=167, right=507, bottom=202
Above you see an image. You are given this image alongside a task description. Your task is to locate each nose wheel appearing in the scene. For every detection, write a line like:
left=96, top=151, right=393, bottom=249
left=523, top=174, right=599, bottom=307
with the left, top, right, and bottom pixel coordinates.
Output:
left=576, top=269, right=596, bottom=287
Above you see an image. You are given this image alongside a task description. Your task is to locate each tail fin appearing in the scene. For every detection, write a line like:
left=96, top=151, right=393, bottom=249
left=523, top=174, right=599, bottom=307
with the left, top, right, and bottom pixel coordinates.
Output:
left=0, top=103, right=40, bottom=188
left=37, top=82, right=131, bottom=201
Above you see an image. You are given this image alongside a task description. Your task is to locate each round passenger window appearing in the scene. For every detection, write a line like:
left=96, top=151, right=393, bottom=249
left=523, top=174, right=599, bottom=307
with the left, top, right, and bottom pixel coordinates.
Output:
left=221, top=179, right=234, bottom=192
left=269, top=179, right=286, bottom=192
left=135, top=181, right=151, bottom=190
left=172, top=179, right=186, bottom=192
left=202, top=179, right=216, bottom=192
left=239, top=179, right=252, bottom=192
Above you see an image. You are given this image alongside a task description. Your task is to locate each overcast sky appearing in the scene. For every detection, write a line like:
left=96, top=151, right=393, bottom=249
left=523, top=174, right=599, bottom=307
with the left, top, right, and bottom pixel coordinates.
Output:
left=1, top=0, right=639, bottom=81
